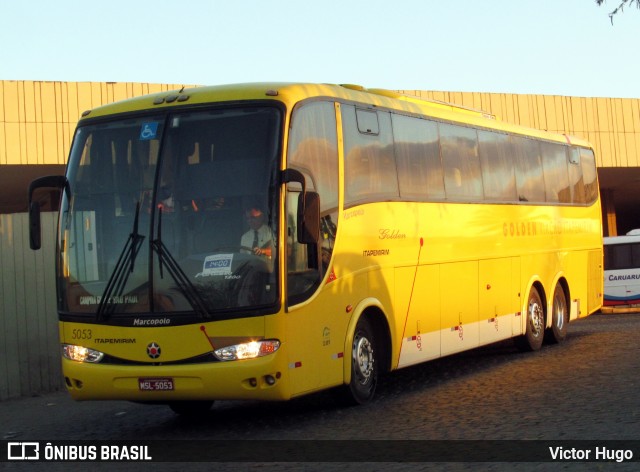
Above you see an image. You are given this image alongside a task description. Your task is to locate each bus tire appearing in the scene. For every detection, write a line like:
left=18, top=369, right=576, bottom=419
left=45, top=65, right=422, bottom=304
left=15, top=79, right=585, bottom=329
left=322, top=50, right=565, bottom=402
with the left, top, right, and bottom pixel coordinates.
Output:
left=168, top=400, right=214, bottom=416
left=516, top=286, right=545, bottom=351
left=344, top=316, right=378, bottom=405
left=547, top=284, right=568, bottom=344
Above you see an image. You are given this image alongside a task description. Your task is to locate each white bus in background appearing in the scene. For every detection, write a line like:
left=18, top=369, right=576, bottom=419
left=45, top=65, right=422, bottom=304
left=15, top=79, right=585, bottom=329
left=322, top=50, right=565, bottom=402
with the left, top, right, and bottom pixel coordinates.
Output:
left=604, top=229, right=640, bottom=307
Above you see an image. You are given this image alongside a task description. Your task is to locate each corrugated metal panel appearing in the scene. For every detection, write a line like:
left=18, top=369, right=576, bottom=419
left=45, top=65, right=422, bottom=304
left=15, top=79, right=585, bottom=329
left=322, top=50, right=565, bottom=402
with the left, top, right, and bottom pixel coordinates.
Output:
left=568, top=97, right=586, bottom=134
left=0, top=212, right=61, bottom=400
left=515, top=94, right=533, bottom=128
left=0, top=80, right=191, bottom=166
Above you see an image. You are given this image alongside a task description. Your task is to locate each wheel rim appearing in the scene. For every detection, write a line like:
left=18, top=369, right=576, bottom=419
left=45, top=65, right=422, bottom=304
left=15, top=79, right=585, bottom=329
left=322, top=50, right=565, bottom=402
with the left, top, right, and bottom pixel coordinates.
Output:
left=529, top=297, right=544, bottom=338
left=353, top=334, right=374, bottom=385
left=554, top=292, right=566, bottom=331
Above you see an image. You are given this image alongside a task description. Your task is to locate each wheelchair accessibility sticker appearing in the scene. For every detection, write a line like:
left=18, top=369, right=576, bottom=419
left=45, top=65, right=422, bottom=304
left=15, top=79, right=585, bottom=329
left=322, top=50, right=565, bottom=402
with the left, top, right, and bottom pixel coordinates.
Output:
left=139, top=122, right=159, bottom=140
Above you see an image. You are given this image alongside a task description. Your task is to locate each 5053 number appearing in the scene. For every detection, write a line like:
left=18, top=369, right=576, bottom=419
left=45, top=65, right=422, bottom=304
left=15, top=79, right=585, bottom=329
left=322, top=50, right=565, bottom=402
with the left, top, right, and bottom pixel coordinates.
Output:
left=71, top=329, right=92, bottom=340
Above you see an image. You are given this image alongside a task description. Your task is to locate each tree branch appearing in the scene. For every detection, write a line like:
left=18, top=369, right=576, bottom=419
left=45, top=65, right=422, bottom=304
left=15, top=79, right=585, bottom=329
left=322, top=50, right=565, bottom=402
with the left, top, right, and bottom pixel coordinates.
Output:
left=596, top=0, right=640, bottom=24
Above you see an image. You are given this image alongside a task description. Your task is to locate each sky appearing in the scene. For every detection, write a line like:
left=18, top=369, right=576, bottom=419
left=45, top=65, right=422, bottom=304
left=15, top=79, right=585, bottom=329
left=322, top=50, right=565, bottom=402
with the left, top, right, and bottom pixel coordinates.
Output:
left=1, top=0, right=639, bottom=98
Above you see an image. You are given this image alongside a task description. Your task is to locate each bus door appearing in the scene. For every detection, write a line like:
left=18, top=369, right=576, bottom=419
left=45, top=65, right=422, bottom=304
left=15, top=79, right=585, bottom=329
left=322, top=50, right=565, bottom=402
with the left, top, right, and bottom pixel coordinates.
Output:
left=284, top=101, right=341, bottom=395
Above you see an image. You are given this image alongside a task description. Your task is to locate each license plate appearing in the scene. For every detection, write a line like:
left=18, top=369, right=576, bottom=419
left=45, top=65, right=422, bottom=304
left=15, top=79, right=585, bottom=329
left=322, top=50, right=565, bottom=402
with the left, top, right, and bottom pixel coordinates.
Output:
left=138, top=378, right=174, bottom=391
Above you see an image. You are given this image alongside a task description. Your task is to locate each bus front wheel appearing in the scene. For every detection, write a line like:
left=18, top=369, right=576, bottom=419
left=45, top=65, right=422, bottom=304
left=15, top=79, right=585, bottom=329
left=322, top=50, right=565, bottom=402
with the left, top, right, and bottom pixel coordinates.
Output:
left=516, top=286, right=545, bottom=352
left=343, top=316, right=378, bottom=405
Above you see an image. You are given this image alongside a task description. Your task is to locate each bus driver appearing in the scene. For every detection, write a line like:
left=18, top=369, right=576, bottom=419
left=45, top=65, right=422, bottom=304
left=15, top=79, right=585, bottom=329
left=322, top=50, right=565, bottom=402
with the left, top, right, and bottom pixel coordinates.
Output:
left=240, top=206, right=273, bottom=259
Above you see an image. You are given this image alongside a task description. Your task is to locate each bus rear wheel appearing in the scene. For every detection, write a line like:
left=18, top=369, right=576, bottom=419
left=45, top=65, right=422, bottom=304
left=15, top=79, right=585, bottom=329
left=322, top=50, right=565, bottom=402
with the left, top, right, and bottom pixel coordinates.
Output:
left=516, top=286, right=545, bottom=351
left=546, top=284, right=568, bottom=344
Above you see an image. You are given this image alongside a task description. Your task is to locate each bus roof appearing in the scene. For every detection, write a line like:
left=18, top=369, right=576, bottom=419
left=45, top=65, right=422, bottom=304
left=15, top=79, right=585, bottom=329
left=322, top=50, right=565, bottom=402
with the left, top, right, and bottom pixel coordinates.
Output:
left=79, top=82, right=593, bottom=148
left=604, top=234, right=640, bottom=245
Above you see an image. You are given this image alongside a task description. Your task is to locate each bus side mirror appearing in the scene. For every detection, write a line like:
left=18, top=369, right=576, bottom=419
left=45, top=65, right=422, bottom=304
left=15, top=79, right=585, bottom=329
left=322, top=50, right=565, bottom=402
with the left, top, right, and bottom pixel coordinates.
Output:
left=281, top=169, right=320, bottom=244
left=28, top=175, right=69, bottom=250
left=297, top=191, right=320, bottom=244
left=29, top=201, right=42, bottom=250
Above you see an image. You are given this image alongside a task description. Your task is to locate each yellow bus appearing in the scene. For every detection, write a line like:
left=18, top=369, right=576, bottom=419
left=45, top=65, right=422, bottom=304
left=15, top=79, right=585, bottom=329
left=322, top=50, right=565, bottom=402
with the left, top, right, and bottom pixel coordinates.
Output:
left=29, top=83, right=603, bottom=414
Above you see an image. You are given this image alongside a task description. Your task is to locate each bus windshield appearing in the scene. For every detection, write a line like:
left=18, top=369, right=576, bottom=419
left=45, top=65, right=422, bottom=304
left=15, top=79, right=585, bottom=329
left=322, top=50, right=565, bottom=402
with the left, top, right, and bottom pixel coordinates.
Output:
left=59, top=106, right=282, bottom=321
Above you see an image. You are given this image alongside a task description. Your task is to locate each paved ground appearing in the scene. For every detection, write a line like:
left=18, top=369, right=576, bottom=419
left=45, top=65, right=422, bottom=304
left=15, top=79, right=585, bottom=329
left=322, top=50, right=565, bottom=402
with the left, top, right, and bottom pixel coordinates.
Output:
left=1, top=312, right=639, bottom=471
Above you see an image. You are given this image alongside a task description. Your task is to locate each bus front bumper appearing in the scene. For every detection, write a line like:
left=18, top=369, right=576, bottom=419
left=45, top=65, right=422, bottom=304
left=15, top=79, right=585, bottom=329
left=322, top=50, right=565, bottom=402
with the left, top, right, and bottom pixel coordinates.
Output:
left=61, top=350, right=290, bottom=402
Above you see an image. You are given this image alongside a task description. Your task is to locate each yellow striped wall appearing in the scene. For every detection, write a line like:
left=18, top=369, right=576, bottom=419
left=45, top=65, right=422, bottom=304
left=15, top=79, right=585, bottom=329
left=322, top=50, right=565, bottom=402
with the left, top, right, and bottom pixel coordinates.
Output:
left=0, top=81, right=189, bottom=166
left=1, top=81, right=639, bottom=168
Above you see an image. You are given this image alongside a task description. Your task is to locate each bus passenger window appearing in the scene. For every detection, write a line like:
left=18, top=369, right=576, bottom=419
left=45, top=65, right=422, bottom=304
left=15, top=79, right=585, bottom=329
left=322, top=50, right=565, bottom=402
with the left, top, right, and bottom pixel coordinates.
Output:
left=343, top=106, right=398, bottom=206
left=580, top=148, right=598, bottom=204
left=478, top=130, right=517, bottom=201
left=513, top=137, right=545, bottom=203
left=392, top=114, right=444, bottom=200
left=568, top=148, right=586, bottom=204
left=440, top=123, right=483, bottom=201
left=541, top=142, right=571, bottom=204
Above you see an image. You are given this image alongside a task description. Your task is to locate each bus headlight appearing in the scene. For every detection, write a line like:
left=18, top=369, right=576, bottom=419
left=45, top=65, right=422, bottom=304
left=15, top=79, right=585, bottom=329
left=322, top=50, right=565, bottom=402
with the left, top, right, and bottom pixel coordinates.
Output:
left=62, top=344, right=105, bottom=363
left=214, top=339, right=280, bottom=361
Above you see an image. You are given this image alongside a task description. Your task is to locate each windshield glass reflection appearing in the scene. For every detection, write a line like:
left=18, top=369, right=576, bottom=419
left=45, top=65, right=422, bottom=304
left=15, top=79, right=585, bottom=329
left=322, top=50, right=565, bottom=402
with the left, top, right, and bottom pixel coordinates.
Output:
left=59, top=107, right=281, bottom=320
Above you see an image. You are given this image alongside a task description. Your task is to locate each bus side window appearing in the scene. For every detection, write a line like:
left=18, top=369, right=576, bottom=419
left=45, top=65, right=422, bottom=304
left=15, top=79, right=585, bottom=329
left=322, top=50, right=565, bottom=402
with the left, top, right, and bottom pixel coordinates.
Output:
left=286, top=101, right=339, bottom=305
left=343, top=106, right=398, bottom=206
left=513, top=137, right=545, bottom=203
left=286, top=184, right=320, bottom=302
left=478, top=130, right=517, bottom=201
left=579, top=148, right=598, bottom=204
left=392, top=114, right=444, bottom=200
left=541, top=142, right=571, bottom=204
left=440, top=123, right=483, bottom=201
left=612, top=244, right=631, bottom=269
left=568, top=147, right=586, bottom=204
left=634, top=243, right=640, bottom=267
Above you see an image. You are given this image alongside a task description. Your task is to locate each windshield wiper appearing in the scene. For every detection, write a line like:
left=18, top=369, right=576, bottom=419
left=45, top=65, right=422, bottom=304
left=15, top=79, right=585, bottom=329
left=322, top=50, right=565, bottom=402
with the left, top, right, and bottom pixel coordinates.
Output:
left=97, top=202, right=145, bottom=321
left=152, top=209, right=211, bottom=319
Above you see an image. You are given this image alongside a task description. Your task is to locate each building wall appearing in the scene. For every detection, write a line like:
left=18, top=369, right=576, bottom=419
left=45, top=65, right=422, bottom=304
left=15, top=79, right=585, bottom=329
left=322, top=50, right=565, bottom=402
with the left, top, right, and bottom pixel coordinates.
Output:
left=0, top=81, right=189, bottom=165
left=2, top=81, right=640, bottom=168
left=0, top=212, right=60, bottom=400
